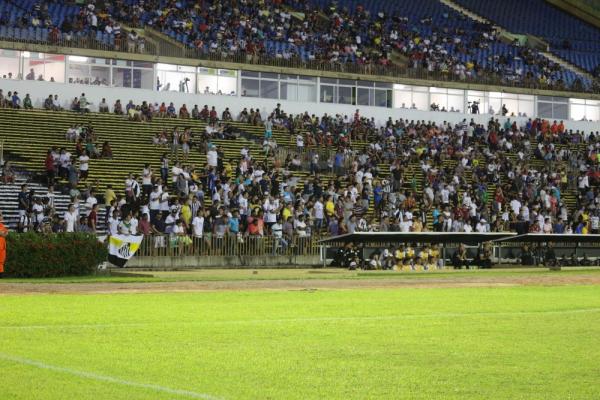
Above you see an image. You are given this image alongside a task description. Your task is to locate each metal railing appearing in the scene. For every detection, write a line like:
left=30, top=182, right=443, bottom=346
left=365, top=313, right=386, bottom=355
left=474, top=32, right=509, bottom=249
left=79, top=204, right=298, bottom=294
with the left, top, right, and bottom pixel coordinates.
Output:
left=136, top=234, right=320, bottom=258
left=1, top=30, right=598, bottom=95
left=0, top=32, right=158, bottom=56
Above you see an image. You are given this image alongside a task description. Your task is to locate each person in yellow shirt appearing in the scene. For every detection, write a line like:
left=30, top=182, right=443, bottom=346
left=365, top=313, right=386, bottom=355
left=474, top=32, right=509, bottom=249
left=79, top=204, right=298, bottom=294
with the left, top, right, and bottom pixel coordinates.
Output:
left=282, top=204, right=293, bottom=222
left=180, top=198, right=192, bottom=227
left=430, top=244, right=441, bottom=269
left=104, top=184, right=117, bottom=207
left=325, top=196, right=335, bottom=219
left=405, top=245, right=415, bottom=261
left=413, top=255, right=424, bottom=272
left=394, top=245, right=405, bottom=271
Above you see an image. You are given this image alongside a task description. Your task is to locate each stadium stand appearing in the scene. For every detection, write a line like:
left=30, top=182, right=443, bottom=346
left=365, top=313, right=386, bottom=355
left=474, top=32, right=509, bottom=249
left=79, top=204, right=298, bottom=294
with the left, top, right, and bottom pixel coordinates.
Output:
left=0, top=0, right=599, bottom=267
left=453, top=0, right=600, bottom=81
left=0, top=0, right=597, bottom=92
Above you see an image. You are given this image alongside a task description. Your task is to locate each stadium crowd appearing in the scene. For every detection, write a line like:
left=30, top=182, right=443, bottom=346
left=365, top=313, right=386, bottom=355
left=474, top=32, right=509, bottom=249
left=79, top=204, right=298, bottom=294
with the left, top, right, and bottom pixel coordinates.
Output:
left=10, top=94, right=599, bottom=253
left=0, top=0, right=597, bottom=91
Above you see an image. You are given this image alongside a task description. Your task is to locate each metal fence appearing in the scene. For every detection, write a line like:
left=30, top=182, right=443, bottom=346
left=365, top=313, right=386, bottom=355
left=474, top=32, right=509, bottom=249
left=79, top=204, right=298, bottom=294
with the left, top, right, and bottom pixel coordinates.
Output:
left=136, top=234, right=320, bottom=258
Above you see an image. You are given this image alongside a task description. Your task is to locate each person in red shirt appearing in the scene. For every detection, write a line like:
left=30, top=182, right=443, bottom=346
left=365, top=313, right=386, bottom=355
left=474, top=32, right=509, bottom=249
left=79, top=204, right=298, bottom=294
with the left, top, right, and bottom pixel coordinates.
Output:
left=45, top=149, right=55, bottom=187
left=88, top=204, right=99, bottom=233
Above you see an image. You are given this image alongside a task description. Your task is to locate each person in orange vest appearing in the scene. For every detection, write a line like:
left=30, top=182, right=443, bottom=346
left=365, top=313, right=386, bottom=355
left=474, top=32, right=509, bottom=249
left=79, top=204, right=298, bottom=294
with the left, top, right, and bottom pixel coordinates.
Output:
left=0, top=211, right=7, bottom=277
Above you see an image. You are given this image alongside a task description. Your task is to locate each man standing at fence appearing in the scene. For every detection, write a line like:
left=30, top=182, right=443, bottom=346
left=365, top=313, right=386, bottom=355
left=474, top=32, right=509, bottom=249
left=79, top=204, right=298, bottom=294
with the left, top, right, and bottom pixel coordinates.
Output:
left=0, top=212, right=8, bottom=277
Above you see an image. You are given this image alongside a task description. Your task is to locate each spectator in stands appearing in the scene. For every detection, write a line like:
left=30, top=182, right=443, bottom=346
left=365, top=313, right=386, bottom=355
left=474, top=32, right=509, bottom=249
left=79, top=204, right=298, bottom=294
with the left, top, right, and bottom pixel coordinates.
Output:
left=98, top=98, right=109, bottom=113
left=11, top=91, right=20, bottom=109
left=44, top=95, right=54, bottom=110
left=114, top=99, right=124, bottom=115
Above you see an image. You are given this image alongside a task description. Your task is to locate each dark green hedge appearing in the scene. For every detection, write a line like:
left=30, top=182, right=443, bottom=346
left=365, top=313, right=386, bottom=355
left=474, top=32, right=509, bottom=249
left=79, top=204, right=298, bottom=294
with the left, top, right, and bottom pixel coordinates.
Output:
left=5, top=233, right=107, bottom=278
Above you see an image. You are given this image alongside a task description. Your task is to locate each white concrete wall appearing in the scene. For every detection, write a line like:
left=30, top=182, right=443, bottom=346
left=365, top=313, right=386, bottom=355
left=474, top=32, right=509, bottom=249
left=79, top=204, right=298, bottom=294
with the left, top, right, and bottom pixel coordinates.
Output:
left=2, top=78, right=599, bottom=132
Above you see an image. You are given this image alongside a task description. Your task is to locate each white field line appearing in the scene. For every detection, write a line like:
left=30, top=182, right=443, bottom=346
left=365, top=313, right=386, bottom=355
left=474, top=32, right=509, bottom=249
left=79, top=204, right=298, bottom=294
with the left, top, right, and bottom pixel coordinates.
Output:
left=1, top=307, right=600, bottom=331
left=0, top=352, right=222, bottom=400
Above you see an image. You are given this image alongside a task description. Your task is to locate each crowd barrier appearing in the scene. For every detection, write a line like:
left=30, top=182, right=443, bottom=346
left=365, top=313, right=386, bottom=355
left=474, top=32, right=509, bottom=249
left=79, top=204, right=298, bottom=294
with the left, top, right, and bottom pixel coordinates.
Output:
left=136, top=234, right=320, bottom=258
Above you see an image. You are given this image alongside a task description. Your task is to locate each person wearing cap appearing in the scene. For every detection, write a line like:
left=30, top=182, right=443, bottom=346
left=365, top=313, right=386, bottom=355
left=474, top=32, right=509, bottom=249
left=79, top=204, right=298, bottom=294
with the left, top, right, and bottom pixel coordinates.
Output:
left=0, top=212, right=8, bottom=276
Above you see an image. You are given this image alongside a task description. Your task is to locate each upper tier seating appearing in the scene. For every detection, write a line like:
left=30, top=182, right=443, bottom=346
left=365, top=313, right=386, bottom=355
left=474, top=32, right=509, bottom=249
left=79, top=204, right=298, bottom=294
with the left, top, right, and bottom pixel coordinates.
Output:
left=453, top=0, right=600, bottom=77
left=0, top=0, right=594, bottom=92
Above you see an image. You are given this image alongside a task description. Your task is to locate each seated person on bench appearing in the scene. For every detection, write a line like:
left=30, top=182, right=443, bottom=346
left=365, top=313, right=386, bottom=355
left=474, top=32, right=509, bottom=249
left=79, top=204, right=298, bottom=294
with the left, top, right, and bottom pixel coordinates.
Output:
left=474, top=243, right=493, bottom=269
left=452, top=244, right=469, bottom=269
left=520, top=244, right=534, bottom=266
left=544, top=243, right=558, bottom=267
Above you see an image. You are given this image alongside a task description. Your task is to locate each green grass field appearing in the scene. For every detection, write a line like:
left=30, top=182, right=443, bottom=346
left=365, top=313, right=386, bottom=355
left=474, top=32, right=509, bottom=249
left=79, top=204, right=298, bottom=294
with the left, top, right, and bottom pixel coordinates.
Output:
left=1, top=270, right=600, bottom=399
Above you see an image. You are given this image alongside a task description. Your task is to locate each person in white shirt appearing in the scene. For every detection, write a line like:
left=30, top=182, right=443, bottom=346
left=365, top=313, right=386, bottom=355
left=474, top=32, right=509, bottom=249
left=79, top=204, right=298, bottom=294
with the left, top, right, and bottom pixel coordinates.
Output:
left=164, top=210, right=177, bottom=234
left=149, top=186, right=162, bottom=221
left=32, top=198, right=44, bottom=229
left=130, top=213, right=139, bottom=235
left=440, top=186, right=450, bottom=204
left=476, top=219, right=489, bottom=233
left=63, top=204, right=78, bottom=233
left=142, top=164, right=153, bottom=201
left=85, top=192, right=98, bottom=215
left=108, top=210, right=120, bottom=236
left=207, top=148, right=218, bottom=168
left=171, top=162, right=183, bottom=187
left=313, top=198, right=324, bottom=232
left=118, top=214, right=133, bottom=235
left=192, top=210, right=204, bottom=237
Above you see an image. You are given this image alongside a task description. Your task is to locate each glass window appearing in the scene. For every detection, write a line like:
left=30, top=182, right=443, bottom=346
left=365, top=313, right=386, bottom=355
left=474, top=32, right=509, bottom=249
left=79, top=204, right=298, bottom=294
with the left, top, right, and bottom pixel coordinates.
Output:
left=298, top=84, right=317, bottom=102
left=375, top=81, right=393, bottom=89
left=502, top=99, right=519, bottom=116
left=393, top=88, right=412, bottom=109
left=375, top=89, right=390, bottom=108
left=320, top=85, right=334, bottom=103
left=585, top=104, right=600, bottom=121
left=23, top=52, right=65, bottom=82
left=133, top=69, right=153, bottom=90
left=430, top=93, right=448, bottom=109
left=241, top=78, right=259, bottom=97
left=133, top=61, right=153, bottom=69
left=299, top=75, right=317, bottom=83
left=518, top=100, right=534, bottom=118
left=570, top=104, right=586, bottom=121
left=357, top=80, right=374, bottom=88
left=260, top=72, right=278, bottom=80
left=0, top=49, right=20, bottom=79
left=447, top=94, right=464, bottom=113
left=412, top=91, right=429, bottom=110
left=113, top=67, right=132, bottom=88
left=357, top=87, right=372, bottom=106
left=337, top=86, right=354, bottom=104
left=321, top=77, right=336, bottom=84
left=260, top=80, right=278, bottom=99
left=241, top=70, right=259, bottom=77
left=113, top=59, right=132, bottom=67
left=280, top=82, right=297, bottom=101
left=90, top=65, right=110, bottom=86
left=157, top=63, right=195, bottom=93
left=448, top=88, right=464, bottom=96
left=156, top=63, right=176, bottom=71
left=197, top=68, right=219, bottom=94
left=554, top=103, right=568, bottom=119
left=338, top=79, right=355, bottom=86
left=67, top=63, right=91, bottom=84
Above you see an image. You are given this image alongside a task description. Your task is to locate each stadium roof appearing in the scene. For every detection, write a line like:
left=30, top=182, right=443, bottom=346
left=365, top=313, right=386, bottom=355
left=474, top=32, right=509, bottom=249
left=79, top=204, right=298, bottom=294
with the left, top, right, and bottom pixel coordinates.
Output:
left=493, top=234, right=600, bottom=244
left=318, top=232, right=516, bottom=245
